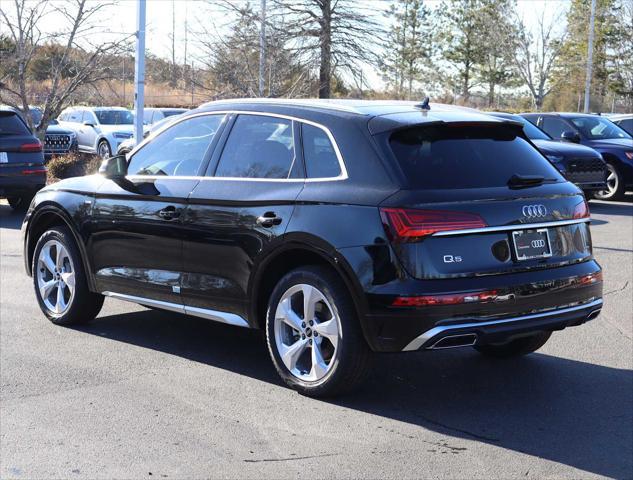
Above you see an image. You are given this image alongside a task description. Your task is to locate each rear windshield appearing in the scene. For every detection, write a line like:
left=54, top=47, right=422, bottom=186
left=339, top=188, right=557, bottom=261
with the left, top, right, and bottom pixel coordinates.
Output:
left=0, top=112, right=30, bottom=135
left=389, top=124, right=563, bottom=189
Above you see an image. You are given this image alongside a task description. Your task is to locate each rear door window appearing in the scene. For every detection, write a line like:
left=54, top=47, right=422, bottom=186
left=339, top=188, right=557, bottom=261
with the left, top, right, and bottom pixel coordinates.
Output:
left=302, top=123, right=341, bottom=179
left=0, top=112, right=30, bottom=135
left=214, top=114, right=296, bottom=179
left=389, top=124, right=563, bottom=189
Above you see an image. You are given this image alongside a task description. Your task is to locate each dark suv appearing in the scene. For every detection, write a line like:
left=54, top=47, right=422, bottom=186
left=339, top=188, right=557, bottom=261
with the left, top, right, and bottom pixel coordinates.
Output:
left=22, top=100, right=603, bottom=396
left=522, top=112, right=633, bottom=200
left=0, top=108, right=46, bottom=210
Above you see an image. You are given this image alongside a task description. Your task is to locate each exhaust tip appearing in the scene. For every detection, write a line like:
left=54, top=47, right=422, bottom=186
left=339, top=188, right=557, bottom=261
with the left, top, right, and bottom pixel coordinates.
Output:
left=428, top=333, right=478, bottom=350
left=587, top=309, right=602, bottom=321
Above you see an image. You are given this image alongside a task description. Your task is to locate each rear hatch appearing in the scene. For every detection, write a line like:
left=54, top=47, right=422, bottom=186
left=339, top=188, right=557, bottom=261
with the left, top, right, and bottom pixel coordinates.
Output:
left=377, top=122, right=592, bottom=280
left=0, top=111, right=46, bottom=184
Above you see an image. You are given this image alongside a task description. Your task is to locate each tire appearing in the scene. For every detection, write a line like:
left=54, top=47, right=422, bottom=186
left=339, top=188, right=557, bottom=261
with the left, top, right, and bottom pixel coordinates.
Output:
left=594, top=163, right=624, bottom=201
left=474, top=331, right=552, bottom=358
left=265, top=266, right=372, bottom=397
left=7, top=194, right=32, bottom=211
left=32, top=226, right=104, bottom=325
left=97, top=139, right=112, bottom=159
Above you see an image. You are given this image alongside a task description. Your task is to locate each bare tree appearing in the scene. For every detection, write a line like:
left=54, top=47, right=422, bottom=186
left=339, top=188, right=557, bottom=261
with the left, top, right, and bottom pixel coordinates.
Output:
left=0, top=0, right=130, bottom=134
left=511, top=7, right=566, bottom=110
left=271, top=0, right=382, bottom=98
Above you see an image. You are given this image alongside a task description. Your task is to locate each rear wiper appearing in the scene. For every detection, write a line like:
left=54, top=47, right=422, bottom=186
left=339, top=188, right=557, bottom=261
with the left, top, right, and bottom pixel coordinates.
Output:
left=508, top=174, right=556, bottom=188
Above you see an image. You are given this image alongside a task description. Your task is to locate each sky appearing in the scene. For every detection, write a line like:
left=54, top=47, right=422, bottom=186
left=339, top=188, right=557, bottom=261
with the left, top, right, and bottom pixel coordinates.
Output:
left=3, top=0, right=572, bottom=90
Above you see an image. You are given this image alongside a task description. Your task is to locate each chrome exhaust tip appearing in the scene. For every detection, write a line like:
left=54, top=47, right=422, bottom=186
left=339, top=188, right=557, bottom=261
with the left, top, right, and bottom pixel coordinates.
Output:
left=586, top=308, right=602, bottom=321
left=428, top=333, right=478, bottom=350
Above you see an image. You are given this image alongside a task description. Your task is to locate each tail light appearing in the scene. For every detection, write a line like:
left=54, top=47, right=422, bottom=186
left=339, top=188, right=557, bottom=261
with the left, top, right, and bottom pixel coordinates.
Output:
left=21, top=167, right=47, bottom=175
left=392, top=290, right=499, bottom=307
left=19, top=141, right=43, bottom=153
left=573, top=199, right=590, bottom=219
left=380, top=208, right=487, bottom=242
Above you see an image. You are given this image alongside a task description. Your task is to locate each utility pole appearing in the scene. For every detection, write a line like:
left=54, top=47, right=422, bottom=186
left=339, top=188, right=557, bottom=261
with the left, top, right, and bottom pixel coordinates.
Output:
left=259, top=0, right=266, bottom=97
left=134, top=0, right=146, bottom=144
left=583, top=0, right=596, bottom=113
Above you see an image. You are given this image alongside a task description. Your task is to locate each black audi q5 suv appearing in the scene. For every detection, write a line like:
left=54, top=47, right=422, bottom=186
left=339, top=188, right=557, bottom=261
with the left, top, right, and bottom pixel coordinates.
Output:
left=22, top=99, right=603, bottom=397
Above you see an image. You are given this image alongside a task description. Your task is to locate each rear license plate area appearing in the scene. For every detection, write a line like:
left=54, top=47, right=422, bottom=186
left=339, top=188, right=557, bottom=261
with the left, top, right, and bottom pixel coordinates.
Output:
left=512, top=228, right=552, bottom=261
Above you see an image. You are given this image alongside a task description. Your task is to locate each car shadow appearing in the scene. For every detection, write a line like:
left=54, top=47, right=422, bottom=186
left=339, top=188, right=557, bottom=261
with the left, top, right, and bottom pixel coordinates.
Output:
left=76, top=309, right=632, bottom=479
left=0, top=204, right=24, bottom=230
left=589, top=198, right=633, bottom=218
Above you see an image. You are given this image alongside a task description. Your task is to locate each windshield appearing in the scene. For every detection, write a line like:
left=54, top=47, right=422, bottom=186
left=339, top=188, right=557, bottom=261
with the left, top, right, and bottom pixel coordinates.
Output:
left=162, top=109, right=186, bottom=117
left=389, top=124, right=563, bottom=189
left=569, top=116, right=632, bottom=140
left=95, top=110, right=134, bottom=125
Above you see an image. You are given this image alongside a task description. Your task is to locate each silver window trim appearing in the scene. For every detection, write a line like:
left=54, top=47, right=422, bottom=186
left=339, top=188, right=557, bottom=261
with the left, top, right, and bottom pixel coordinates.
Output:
left=126, top=110, right=348, bottom=182
left=431, top=218, right=590, bottom=237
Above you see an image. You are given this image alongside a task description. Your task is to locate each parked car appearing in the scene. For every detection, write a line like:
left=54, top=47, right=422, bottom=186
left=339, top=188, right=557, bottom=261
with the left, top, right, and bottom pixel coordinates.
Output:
left=1, top=105, right=43, bottom=129
left=22, top=99, right=603, bottom=396
left=58, top=106, right=134, bottom=159
left=117, top=113, right=184, bottom=155
left=43, top=119, right=78, bottom=160
left=522, top=112, right=633, bottom=200
left=609, top=114, right=633, bottom=136
left=488, top=112, right=606, bottom=193
left=140, top=107, right=188, bottom=126
left=0, top=107, right=46, bottom=210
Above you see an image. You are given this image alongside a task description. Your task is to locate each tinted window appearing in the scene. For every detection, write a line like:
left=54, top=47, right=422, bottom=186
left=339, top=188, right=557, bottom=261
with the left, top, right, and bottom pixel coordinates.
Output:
left=541, top=117, right=571, bottom=138
left=389, top=125, right=563, bottom=189
left=569, top=116, right=632, bottom=140
left=617, top=118, right=633, bottom=135
left=302, top=124, right=341, bottom=178
left=0, top=112, right=30, bottom=135
left=519, top=119, right=551, bottom=140
left=95, top=110, right=134, bottom=125
left=215, top=115, right=295, bottom=179
left=128, top=114, right=224, bottom=176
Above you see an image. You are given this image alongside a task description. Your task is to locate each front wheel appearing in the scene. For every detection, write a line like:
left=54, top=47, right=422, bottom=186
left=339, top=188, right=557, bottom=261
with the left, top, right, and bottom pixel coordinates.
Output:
left=97, top=140, right=111, bottom=159
left=32, top=226, right=104, bottom=325
left=265, top=266, right=372, bottom=397
left=594, top=163, right=624, bottom=200
left=474, top=331, right=552, bottom=358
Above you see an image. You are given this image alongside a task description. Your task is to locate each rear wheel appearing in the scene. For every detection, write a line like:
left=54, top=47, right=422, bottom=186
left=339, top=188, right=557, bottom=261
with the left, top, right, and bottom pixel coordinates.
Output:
left=594, top=163, right=624, bottom=200
left=265, top=266, right=372, bottom=397
left=7, top=194, right=32, bottom=211
left=474, top=331, right=552, bottom=358
left=32, top=226, right=104, bottom=325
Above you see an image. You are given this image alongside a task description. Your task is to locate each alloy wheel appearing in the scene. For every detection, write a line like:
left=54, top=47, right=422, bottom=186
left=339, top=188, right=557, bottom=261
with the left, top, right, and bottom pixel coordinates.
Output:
left=596, top=164, right=618, bottom=198
left=273, top=284, right=340, bottom=382
left=36, top=239, right=75, bottom=315
left=98, top=141, right=110, bottom=159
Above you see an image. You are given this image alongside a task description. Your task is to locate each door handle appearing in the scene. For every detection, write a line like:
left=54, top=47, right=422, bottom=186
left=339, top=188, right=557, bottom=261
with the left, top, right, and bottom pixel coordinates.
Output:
left=257, top=211, right=282, bottom=228
left=158, top=206, right=180, bottom=220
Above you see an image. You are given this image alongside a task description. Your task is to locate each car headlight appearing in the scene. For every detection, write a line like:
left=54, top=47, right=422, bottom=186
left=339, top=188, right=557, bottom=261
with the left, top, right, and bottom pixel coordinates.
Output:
left=113, top=132, right=133, bottom=139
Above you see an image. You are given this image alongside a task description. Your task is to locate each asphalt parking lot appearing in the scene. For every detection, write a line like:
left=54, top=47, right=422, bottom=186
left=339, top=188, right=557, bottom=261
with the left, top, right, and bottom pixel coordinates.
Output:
left=1, top=197, right=631, bottom=480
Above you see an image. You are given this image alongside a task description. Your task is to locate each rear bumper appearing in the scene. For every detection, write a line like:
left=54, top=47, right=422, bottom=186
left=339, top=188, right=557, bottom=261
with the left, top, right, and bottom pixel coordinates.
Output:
left=403, top=298, right=602, bottom=351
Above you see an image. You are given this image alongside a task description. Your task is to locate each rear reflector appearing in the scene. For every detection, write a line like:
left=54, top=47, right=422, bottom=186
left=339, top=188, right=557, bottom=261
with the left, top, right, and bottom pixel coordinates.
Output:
left=21, top=167, right=47, bottom=175
left=392, top=290, right=499, bottom=307
left=19, top=141, right=43, bottom=153
left=380, top=208, right=487, bottom=242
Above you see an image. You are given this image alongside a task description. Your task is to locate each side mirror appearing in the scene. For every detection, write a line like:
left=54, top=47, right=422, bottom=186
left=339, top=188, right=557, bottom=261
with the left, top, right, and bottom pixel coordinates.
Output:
left=99, top=155, right=128, bottom=179
left=83, top=120, right=95, bottom=128
left=561, top=130, right=581, bottom=143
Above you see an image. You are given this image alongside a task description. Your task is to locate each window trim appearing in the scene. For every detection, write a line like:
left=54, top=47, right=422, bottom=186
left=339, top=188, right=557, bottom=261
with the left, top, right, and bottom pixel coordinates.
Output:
left=126, top=110, right=348, bottom=183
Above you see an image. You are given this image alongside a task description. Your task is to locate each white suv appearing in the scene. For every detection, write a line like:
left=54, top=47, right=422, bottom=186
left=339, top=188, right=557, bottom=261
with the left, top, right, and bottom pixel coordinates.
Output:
left=58, top=107, right=134, bottom=158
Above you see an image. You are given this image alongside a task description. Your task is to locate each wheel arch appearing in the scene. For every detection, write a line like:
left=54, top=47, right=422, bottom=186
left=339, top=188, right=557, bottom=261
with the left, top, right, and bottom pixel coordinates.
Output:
left=25, top=204, right=96, bottom=291
left=248, top=237, right=368, bottom=334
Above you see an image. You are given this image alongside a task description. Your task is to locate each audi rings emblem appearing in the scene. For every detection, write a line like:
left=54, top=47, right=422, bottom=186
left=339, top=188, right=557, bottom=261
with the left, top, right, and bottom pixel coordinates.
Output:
left=531, top=239, right=546, bottom=248
left=522, top=204, right=547, bottom=218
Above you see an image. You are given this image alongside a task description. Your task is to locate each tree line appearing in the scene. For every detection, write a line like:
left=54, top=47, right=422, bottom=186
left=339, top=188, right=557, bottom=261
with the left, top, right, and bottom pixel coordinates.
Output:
left=1, top=0, right=631, bottom=134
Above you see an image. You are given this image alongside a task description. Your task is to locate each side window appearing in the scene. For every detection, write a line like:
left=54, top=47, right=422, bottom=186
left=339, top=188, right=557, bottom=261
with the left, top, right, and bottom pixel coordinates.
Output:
left=214, top=115, right=295, bottom=179
left=67, top=110, right=83, bottom=123
left=541, top=117, right=572, bottom=139
left=302, top=123, right=341, bottom=178
left=617, top=119, right=632, bottom=134
left=128, top=114, right=224, bottom=177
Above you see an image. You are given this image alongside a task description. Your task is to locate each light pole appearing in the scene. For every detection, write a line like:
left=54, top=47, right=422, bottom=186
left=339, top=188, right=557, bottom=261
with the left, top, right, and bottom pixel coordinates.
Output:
left=259, top=0, right=266, bottom=97
left=134, top=0, right=146, bottom=144
left=583, top=0, right=596, bottom=113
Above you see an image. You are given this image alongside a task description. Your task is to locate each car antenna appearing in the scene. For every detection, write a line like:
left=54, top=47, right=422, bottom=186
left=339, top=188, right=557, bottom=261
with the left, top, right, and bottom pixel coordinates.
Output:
left=415, top=97, right=431, bottom=111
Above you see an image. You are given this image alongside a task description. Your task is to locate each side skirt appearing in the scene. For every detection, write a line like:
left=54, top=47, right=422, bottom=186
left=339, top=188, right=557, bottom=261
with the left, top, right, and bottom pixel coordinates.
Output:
left=102, top=291, right=250, bottom=328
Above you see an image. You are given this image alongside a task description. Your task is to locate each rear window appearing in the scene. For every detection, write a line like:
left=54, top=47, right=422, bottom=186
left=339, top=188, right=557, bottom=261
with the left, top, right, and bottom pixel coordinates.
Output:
left=0, top=112, right=30, bottom=135
left=389, top=124, right=563, bottom=189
